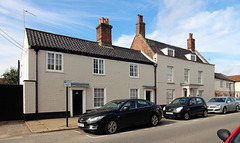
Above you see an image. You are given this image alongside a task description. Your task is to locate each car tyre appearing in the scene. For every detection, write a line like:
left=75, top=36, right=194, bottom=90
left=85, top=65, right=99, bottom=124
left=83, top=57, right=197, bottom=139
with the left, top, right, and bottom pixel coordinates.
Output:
left=222, top=107, right=227, bottom=114
left=150, top=114, right=159, bottom=126
left=202, top=110, right=208, bottom=117
left=105, top=120, right=118, bottom=134
left=183, top=112, right=190, bottom=120
left=235, top=105, right=239, bottom=112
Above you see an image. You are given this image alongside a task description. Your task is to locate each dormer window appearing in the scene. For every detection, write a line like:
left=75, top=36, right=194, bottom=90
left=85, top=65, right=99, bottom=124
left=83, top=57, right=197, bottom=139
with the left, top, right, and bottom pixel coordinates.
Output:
left=191, top=54, right=196, bottom=61
left=162, top=47, right=175, bottom=57
left=185, top=53, right=196, bottom=61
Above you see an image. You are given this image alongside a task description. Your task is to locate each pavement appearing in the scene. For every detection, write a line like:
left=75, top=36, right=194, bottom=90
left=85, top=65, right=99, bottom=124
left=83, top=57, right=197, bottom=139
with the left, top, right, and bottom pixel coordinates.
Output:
left=0, top=117, right=79, bottom=139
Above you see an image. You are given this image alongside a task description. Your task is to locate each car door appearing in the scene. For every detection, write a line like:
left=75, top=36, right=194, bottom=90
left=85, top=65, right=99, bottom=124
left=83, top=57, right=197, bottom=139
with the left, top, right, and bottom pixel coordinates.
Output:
left=136, top=100, right=151, bottom=123
left=188, top=98, right=198, bottom=116
left=118, top=100, right=139, bottom=128
left=196, top=97, right=205, bottom=115
left=226, top=98, right=233, bottom=111
left=230, top=98, right=237, bottom=111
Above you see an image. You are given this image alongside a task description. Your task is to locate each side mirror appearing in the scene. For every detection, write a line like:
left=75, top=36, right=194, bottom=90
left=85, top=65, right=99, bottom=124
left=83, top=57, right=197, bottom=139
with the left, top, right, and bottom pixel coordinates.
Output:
left=217, top=129, right=231, bottom=142
left=227, top=101, right=231, bottom=104
left=122, top=106, right=130, bottom=112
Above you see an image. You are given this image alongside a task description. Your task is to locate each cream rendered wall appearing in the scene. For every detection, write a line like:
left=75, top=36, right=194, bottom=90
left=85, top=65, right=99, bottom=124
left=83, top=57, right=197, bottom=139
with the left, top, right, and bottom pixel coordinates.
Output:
left=215, top=79, right=234, bottom=92
left=26, top=50, right=154, bottom=114
left=156, top=54, right=215, bottom=105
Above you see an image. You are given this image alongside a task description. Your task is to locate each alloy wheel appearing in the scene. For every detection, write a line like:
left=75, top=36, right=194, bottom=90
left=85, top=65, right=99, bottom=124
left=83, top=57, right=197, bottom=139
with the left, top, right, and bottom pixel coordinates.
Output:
left=203, top=110, right=208, bottom=117
left=106, top=120, right=117, bottom=134
left=151, top=115, right=159, bottom=126
left=184, top=112, right=190, bottom=120
left=223, top=107, right=227, bottom=114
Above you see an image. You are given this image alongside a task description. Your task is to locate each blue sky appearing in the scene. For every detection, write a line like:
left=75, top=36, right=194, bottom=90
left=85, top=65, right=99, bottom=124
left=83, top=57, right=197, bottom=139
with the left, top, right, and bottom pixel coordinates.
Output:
left=0, top=0, right=240, bottom=76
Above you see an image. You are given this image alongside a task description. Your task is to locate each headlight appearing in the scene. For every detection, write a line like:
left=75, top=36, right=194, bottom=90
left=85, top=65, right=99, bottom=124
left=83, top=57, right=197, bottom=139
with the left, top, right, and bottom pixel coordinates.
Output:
left=216, top=104, right=222, bottom=108
left=175, top=107, right=183, bottom=113
left=163, top=107, right=166, bottom=111
left=86, top=116, right=104, bottom=124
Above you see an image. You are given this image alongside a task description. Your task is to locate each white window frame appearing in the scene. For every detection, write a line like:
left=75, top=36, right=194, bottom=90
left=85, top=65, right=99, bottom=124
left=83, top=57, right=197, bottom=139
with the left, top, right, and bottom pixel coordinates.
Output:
left=93, top=58, right=105, bottom=75
left=198, top=71, right=202, bottom=84
left=93, top=88, right=106, bottom=108
left=167, top=66, right=173, bottom=83
left=167, top=89, right=174, bottom=105
left=130, top=63, right=139, bottom=78
left=185, top=53, right=197, bottom=61
left=220, top=81, right=223, bottom=88
left=130, top=88, right=139, bottom=99
left=184, top=69, right=189, bottom=83
left=46, top=51, right=63, bottom=72
left=161, top=47, right=175, bottom=57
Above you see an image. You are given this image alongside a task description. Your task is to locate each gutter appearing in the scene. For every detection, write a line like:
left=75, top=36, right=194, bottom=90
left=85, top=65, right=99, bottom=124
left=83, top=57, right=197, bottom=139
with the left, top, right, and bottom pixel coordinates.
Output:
left=154, top=63, right=157, bottom=104
left=34, top=48, right=39, bottom=116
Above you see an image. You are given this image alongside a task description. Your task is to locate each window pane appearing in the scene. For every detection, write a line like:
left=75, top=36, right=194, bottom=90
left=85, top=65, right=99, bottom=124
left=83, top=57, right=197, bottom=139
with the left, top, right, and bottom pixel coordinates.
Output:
left=167, top=67, right=173, bottom=82
left=130, top=89, right=138, bottom=99
left=48, top=53, right=54, bottom=70
left=130, top=64, right=138, bottom=77
left=94, top=88, right=104, bottom=107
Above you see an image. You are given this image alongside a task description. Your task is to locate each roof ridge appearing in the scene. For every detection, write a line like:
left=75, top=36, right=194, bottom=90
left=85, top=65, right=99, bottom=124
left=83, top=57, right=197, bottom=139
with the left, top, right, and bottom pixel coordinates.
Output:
left=145, top=38, right=191, bottom=52
left=26, top=28, right=99, bottom=45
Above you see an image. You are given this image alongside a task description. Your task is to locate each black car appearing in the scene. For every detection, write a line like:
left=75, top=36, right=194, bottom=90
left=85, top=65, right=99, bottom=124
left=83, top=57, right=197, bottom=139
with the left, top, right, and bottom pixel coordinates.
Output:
left=163, top=97, right=208, bottom=120
left=78, top=99, right=162, bottom=134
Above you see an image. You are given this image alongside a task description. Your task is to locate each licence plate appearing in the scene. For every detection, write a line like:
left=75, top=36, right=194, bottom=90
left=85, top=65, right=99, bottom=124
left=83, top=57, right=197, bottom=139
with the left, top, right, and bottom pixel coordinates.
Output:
left=166, top=112, right=173, bottom=115
left=78, top=123, right=84, bottom=127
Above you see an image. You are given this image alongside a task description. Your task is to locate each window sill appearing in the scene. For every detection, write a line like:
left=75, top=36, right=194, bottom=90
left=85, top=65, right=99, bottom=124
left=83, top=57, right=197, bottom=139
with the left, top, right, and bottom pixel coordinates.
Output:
left=167, top=82, right=175, bottom=84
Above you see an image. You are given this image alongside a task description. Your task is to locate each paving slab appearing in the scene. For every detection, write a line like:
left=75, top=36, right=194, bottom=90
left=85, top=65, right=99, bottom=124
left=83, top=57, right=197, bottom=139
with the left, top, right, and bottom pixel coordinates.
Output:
left=25, top=117, right=78, bottom=133
left=0, top=120, right=31, bottom=139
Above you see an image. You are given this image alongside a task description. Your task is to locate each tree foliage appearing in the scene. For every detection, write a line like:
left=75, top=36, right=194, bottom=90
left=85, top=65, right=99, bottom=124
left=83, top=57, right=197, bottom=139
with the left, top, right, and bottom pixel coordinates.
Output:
left=2, top=67, right=18, bottom=84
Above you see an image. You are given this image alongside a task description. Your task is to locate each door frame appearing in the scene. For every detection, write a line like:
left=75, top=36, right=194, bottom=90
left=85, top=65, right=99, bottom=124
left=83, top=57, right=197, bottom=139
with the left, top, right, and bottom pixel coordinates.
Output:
left=70, top=88, right=86, bottom=117
left=144, top=89, right=154, bottom=102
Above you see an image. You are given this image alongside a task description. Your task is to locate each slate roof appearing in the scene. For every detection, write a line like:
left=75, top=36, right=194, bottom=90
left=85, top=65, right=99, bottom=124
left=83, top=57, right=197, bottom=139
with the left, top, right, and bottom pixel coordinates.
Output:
left=215, top=73, right=235, bottom=82
left=26, top=28, right=153, bottom=65
left=228, top=75, right=240, bottom=82
left=145, top=38, right=204, bottom=63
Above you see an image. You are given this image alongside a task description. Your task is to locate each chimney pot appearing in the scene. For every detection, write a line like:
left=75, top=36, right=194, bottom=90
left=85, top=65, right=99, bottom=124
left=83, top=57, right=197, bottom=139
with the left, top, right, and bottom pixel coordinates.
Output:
left=96, top=17, right=112, bottom=47
left=187, top=33, right=195, bottom=51
left=136, top=14, right=145, bottom=38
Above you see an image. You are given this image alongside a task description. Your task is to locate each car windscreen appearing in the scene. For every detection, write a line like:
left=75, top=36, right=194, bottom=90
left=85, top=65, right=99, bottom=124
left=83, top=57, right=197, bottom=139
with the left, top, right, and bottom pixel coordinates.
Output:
left=170, top=98, right=189, bottom=105
left=100, top=100, right=126, bottom=110
left=208, top=98, right=226, bottom=102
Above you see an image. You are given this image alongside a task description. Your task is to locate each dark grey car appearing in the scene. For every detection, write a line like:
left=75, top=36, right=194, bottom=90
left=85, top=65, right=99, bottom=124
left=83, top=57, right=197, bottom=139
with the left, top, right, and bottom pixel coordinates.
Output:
left=207, top=97, right=239, bottom=114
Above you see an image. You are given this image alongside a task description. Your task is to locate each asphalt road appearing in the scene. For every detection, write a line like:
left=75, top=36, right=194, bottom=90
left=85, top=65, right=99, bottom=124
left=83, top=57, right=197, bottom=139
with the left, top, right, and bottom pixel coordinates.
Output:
left=1, top=112, right=239, bottom=143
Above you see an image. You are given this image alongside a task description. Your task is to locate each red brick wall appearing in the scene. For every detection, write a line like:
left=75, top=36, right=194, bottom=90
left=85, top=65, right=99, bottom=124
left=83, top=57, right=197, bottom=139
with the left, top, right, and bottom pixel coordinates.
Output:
left=131, top=35, right=154, bottom=59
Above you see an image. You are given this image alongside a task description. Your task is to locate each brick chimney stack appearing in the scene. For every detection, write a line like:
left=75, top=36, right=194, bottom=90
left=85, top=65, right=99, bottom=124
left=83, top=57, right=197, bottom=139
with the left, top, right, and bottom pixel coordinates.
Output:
left=96, top=17, right=112, bottom=47
left=187, top=33, right=195, bottom=51
left=136, top=14, right=145, bottom=38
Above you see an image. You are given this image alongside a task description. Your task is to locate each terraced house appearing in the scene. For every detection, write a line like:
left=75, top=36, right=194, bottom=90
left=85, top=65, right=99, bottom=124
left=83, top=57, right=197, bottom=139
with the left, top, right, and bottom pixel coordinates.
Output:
left=131, top=15, right=214, bottom=105
left=20, top=15, right=215, bottom=120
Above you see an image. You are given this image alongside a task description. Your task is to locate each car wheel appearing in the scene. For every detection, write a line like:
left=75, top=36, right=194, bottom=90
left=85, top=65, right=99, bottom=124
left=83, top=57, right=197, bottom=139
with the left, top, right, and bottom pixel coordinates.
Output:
left=105, top=120, right=118, bottom=134
left=202, top=110, right=208, bottom=117
left=183, top=112, right=190, bottom=120
left=150, top=114, right=159, bottom=126
left=222, top=107, right=227, bottom=114
left=235, top=105, right=239, bottom=112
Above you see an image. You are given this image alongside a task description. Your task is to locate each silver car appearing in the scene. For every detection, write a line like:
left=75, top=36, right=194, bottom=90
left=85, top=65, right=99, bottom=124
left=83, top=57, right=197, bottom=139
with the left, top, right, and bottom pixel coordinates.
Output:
left=207, top=97, right=239, bottom=114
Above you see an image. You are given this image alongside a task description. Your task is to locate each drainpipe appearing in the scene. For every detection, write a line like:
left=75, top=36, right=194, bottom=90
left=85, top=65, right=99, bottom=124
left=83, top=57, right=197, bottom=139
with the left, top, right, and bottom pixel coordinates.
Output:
left=35, top=48, right=39, bottom=116
left=154, top=63, right=157, bottom=104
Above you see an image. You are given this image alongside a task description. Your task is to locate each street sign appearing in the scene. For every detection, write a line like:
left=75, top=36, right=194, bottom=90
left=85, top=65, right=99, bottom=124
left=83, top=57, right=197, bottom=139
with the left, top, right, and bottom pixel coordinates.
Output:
left=64, top=80, right=71, bottom=87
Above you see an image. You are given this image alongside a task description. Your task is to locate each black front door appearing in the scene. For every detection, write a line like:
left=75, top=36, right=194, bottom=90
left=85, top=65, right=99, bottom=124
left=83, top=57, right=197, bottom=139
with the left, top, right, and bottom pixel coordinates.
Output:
left=146, top=91, right=151, bottom=101
left=73, top=90, right=83, bottom=116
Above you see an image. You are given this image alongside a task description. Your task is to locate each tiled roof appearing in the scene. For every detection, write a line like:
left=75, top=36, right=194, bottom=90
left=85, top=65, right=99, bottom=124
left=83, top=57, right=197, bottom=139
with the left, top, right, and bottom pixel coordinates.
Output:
left=145, top=38, right=204, bottom=63
left=215, top=73, right=235, bottom=82
left=26, top=28, right=153, bottom=65
left=228, top=75, right=240, bottom=82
